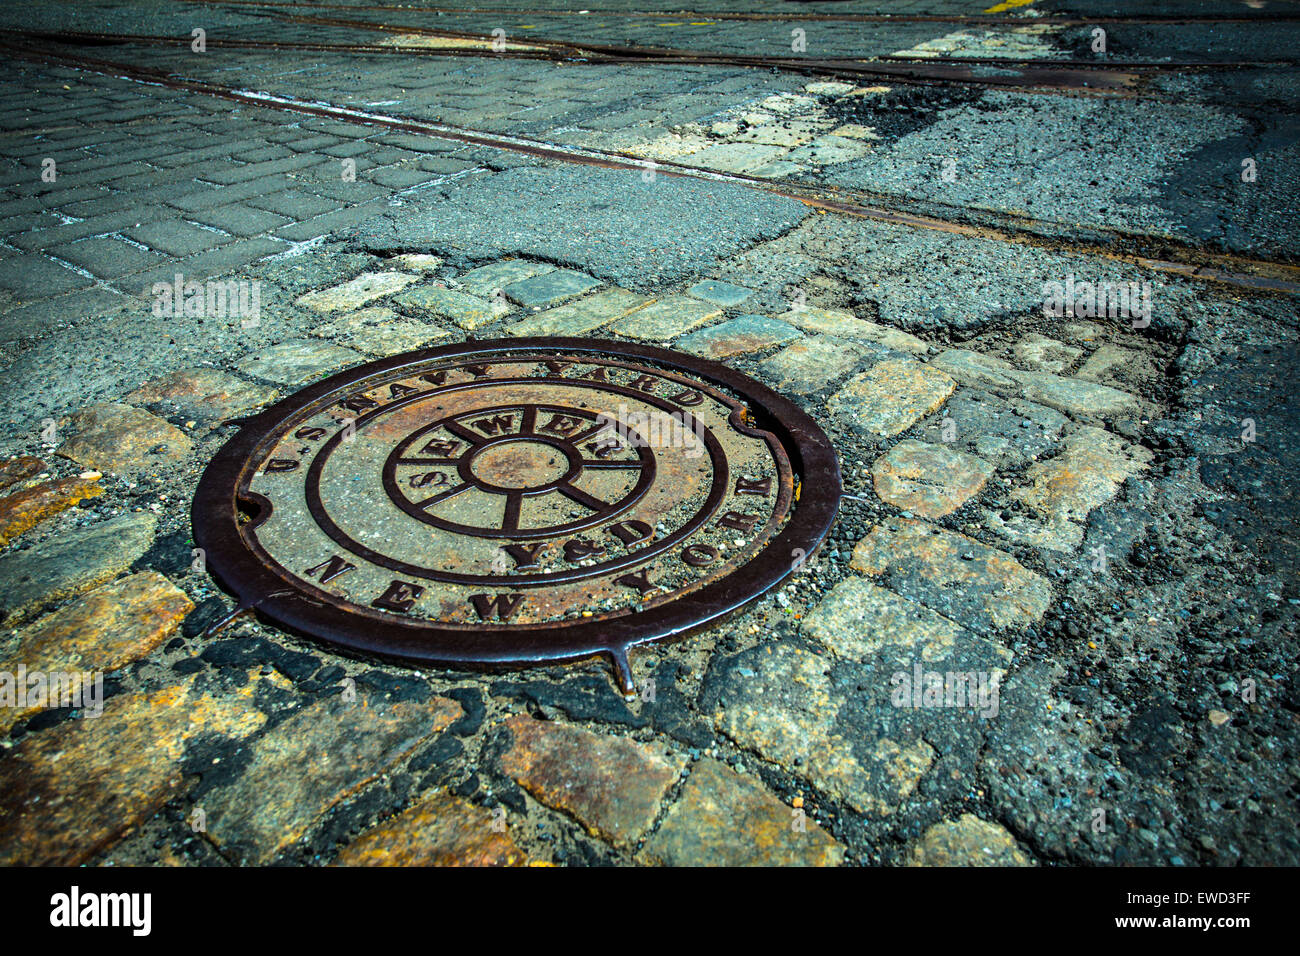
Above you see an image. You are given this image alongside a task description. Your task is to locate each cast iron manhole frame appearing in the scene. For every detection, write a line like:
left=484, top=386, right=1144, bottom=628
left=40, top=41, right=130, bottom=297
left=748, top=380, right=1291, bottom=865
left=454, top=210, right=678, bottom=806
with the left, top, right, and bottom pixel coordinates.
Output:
left=192, top=337, right=841, bottom=692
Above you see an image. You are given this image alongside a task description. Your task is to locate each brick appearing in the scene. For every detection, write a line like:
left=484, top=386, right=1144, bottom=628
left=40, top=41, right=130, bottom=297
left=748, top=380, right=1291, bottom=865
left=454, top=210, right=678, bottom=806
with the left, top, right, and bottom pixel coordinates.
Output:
left=204, top=153, right=324, bottom=185
left=48, top=236, right=163, bottom=279
left=1012, top=333, right=1083, bottom=374
left=0, top=254, right=94, bottom=298
left=802, top=577, right=992, bottom=664
left=455, top=259, right=555, bottom=298
left=248, top=190, right=342, bottom=220
left=686, top=279, right=755, bottom=307
left=312, top=306, right=449, bottom=355
left=272, top=200, right=388, bottom=242
left=123, top=220, right=228, bottom=257
left=989, top=426, right=1153, bottom=552
left=712, top=643, right=934, bottom=816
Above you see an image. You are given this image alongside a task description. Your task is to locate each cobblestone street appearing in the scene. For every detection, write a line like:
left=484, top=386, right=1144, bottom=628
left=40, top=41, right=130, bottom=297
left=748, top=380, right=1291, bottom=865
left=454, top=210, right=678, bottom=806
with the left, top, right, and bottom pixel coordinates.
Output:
left=0, top=0, right=1297, bottom=871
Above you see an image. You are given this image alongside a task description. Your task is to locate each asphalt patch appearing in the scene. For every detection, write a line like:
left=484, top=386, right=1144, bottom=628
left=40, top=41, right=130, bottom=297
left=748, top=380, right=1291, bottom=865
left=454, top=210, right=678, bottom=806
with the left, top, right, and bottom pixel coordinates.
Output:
left=347, top=164, right=809, bottom=290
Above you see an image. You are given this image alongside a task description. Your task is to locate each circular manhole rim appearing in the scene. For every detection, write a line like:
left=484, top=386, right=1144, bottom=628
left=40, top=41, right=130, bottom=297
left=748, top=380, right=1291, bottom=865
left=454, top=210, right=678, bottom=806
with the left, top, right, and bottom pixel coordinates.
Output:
left=192, top=337, right=841, bottom=690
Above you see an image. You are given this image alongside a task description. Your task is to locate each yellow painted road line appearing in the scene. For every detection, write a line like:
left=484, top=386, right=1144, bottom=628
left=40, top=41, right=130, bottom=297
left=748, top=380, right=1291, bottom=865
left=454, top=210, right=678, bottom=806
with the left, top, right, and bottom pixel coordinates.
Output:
left=985, top=0, right=1038, bottom=12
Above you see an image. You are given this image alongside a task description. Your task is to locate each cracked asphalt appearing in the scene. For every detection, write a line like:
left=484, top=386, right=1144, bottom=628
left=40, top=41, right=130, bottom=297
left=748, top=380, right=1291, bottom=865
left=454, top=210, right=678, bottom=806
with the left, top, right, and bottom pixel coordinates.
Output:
left=0, top=0, right=1296, bottom=871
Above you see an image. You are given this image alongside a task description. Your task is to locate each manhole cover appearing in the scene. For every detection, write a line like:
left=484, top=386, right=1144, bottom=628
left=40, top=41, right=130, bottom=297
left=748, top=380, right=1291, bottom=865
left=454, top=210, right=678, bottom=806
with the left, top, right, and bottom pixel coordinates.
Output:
left=193, top=338, right=840, bottom=692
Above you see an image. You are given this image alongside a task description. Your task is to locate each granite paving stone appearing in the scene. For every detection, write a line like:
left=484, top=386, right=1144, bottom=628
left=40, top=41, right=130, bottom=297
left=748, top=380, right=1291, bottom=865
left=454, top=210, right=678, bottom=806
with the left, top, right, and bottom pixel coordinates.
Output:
left=506, top=287, right=650, bottom=336
left=334, top=790, right=525, bottom=867
left=0, top=677, right=268, bottom=866
left=756, top=336, right=873, bottom=394
left=502, top=269, right=603, bottom=310
left=676, top=314, right=801, bottom=359
left=499, top=714, right=684, bottom=849
left=234, top=339, right=364, bottom=386
left=0, top=512, right=158, bottom=625
left=640, top=758, right=844, bottom=867
left=827, top=359, right=956, bottom=438
left=609, top=295, right=721, bottom=341
left=295, top=271, right=420, bottom=313
left=870, top=439, right=996, bottom=518
left=394, top=284, right=502, bottom=329
left=124, top=367, right=280, bottom=423
left=0, top=474, right=103, bottom=550
left=56, top=403, right=193, bottom=476
left=851, top=517, right=1053, bottom=635
left=203, top=691, right=462, bottom=864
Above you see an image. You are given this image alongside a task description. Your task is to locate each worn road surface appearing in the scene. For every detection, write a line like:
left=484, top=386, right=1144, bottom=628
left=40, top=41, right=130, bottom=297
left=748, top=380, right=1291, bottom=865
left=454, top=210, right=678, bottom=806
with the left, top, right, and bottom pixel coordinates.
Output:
left=0, top=0, right=1296, bottom=868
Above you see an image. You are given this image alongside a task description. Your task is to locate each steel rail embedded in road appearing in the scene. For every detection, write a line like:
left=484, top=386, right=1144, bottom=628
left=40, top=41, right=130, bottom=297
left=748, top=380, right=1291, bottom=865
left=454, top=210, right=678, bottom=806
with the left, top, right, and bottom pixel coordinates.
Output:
left=184, top=0, right=1300, bottom=26
left=2, top=33, right=1297, bottom=297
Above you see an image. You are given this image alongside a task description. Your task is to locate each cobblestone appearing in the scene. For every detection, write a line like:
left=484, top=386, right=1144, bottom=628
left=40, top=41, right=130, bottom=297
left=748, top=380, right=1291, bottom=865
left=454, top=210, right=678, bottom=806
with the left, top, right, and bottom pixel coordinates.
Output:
left=0, top=571, right=192, bottom=731
left=757, top=336, right=873, bottom=394
left=907, top=815, right=1033, bottom=867
left=56, top=403, right=192, bottom=476
left=203, top=691, right=462, bottom=864
left=828, top=359, right=956, bottom=438
left=295, top=271, right=420, bottom=313
left=234, top=339, right=364, bottom=386
left=0, top=512, right=158, bottom=625
left=641, top=758, right=844, bottom=867
left=990, top=425, right=1154, bottom=552
left=851, top=517, right=1053, bottom=635
left=676, top=314, right=801, bottom=359
left=0, top=474, right=103, bottom=550
left=609, top=295, right=721, bottom=341
left=124, top=367, right=279, bottom=423
left=499, top=714, right=684, bottom=849
left=393, top=285, right=501, bottom=329
left=0, top=677, right=267, bottom=866
left=334, top=790, right=525, bottom=867
left=871, top=439, right=995, bottom=519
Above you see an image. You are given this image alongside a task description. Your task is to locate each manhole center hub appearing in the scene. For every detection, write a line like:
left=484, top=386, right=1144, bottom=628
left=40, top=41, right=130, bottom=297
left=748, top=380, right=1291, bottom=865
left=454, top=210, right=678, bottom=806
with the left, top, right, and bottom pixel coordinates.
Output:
left=468, top=439, right=573, bottom=490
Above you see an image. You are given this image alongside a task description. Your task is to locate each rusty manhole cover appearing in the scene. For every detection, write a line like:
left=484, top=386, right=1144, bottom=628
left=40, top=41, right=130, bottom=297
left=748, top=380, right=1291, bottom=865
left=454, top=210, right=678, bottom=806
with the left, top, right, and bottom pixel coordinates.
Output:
left=193, top=338, right=840, bottom=692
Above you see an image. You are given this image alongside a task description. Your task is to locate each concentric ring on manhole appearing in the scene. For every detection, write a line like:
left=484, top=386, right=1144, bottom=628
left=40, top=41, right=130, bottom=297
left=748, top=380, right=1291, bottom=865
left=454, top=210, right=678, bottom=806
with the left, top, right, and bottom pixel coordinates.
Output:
left=192, top=338, right=840, bottom=693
